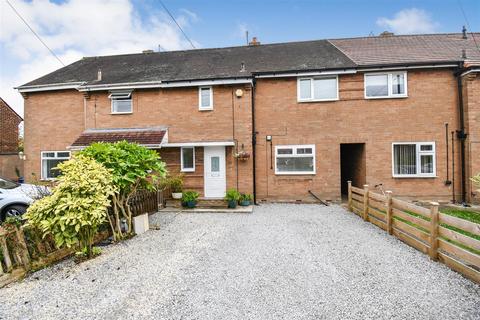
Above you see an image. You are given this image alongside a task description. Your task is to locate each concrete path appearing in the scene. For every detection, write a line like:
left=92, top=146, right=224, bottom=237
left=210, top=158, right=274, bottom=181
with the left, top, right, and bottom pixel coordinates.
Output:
left=0, top=204, right=478, bottom=320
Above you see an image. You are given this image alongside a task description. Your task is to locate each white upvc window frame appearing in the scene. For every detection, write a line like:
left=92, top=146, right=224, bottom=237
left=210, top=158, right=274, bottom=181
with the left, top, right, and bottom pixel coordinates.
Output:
left=109, top=91, right=133, bottom=114
left=275, top=144, right=316, bottom=175
left=391, top=142, right=436, bottom=178
left=297, top=76, right=339, bottom=102
left=364, top=71, right=408, bottom=99
left=180, top=147, right=195, bottom=172
left=40, top=151, right=71, bottom=180
left=198, top=86, right=213, bottom=110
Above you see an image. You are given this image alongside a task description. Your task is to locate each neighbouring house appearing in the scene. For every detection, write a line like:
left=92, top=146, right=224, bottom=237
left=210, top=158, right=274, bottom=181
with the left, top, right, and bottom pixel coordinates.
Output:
left=16, top=32, right=480, bottom=203
left=0, top=97, right=23, bottom=180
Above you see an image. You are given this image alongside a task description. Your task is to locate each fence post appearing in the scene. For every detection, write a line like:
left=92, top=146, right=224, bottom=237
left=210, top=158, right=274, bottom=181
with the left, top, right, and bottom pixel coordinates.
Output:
left=347, top=181, right=352, bottom=211
left=429, top=202, right=439, bottom=261
left=363, top=184, right=369, bottom=221
left=0, top=235, right=13, bottom=272
left=16, top=227, right=31, bottom=271
left=385, top=191, right=393, bottom=235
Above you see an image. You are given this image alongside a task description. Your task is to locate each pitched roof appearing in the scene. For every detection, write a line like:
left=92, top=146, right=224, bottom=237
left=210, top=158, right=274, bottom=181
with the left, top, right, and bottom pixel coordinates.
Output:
left=19, top=33, right=480, bottom=89
left=70, top=127, right=167, bottom=148
left=0, top=97, right=22, bottom=121
left=21, top=40, right=354, bottom=87
left=330, top=33, right=480, bottom=66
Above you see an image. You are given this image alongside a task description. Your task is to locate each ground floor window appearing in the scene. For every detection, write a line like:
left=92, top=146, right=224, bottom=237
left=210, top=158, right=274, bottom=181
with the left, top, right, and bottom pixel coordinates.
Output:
left=392, top=142, right=435, bottom=177
left=275, top=144, right=316, bottom=175
left=181, top=147, right=195, bottom=172
left=41, top=151, right=71, bottom=180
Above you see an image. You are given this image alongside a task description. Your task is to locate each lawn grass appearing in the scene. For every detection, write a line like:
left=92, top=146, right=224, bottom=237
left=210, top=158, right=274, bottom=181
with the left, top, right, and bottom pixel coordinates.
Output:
left=361, top=201, right=480, bottom=254
left=390, top=207, right=479, bottom=255
left=440, top=207, right=480, bottom=224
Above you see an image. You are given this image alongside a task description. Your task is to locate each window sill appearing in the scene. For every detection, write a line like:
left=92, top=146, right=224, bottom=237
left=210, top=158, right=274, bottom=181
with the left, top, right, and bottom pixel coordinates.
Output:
left=181, top=169, right=195, bottom=173
left=275, top=172, right=316, bottom=176
left=111, top=112, right=133, bottom=115
left=297, top=98, right=339, bottom=103
left=365, top=95, right=408, bottom=100
left=198, top=107, right=213, bottom=111
left=392, top=175, right=437, bottom=179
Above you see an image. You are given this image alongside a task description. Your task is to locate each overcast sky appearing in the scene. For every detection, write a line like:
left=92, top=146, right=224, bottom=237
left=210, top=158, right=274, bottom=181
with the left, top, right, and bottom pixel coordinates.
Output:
left=1, top=0, right=479, bottom=117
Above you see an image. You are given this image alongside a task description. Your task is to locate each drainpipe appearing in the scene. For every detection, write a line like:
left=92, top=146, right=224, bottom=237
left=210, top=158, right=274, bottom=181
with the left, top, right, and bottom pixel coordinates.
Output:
left=251, top=78, right=257, bottom=204
left=455, top=62, right=467, bottom=204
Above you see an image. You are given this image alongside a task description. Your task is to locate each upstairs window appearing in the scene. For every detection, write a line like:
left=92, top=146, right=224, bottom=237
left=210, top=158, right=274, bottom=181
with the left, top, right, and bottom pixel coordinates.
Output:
left=181, top=147, right=195, bottom=172
left=365, top=72, right=407, bottom=98
left=275, top=145, right=316, bottom=175
left=298, top=77, right=338, bottom=102
left=392, top=142, right=435, bottom=178
left=109, top=91, right=132, bottom=114
left=41, top=151, right=71, bottom=180
left=199, top=87, right=213, bottom=110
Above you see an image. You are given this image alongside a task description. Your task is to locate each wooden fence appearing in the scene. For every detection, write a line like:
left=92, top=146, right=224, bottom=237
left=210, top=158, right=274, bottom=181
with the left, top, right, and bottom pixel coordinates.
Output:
left=347, top=181, right=480, bottom=283
left=1, top=189, right=167, bottom=288
left=129, top=190, right=160, bottom=216
left=0, top=224, right=109, bottom=288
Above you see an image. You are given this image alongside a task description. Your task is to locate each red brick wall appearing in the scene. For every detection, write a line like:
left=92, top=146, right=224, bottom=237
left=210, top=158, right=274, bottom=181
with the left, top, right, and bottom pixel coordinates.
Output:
left=0, top=154, right=23, bottom=180
left=23, top=68, right=472, bottom=203
left=0, top=99, right=21, bottom=154
left=464, top=74, right=480, bottom=203
left=254, top=69, right=462, bottom=202
left=23, top=86, right=254, bottom=196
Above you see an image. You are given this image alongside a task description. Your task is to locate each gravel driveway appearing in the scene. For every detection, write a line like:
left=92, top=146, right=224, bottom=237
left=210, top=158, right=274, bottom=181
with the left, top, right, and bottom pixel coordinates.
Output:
left=1, top=204, right=479, bottom=320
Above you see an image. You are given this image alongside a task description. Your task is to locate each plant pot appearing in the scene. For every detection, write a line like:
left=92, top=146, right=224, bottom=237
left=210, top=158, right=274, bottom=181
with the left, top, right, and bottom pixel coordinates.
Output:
left=172, top=192, right=182, bottom=199
left=227, top=200, right=237, bottom=208
left=239, top=200, right=250, bottom=206
left=185, top=200, right=197, bottom=208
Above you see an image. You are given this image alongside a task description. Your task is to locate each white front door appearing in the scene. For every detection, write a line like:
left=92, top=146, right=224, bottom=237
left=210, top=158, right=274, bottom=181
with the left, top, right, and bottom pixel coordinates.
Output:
left=204, top=146, right=226, bottom=198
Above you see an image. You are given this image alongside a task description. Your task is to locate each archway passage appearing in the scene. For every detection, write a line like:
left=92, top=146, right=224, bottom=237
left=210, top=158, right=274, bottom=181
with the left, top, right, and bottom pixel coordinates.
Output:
left=340, top=143, right=366, bottom=195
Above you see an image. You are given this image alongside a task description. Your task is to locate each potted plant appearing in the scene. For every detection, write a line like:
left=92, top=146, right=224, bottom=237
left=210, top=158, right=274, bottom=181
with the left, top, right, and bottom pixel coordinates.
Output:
left=239, top=193, right=252, bottom=206
left=225, top=188, right=241, bottom=208
left=182, top=191, right=199, bottom=208
left=169, top=174, right=184, bottom=199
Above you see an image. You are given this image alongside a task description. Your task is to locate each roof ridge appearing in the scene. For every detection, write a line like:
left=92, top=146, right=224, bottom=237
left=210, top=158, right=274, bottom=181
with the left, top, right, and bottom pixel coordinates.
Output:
left=82, top=39, right=332, bottom=60
left=329, top=32, right=480, bottom=41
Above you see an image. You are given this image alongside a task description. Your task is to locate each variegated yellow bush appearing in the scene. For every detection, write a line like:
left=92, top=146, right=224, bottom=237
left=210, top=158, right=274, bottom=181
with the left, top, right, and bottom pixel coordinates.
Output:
left=25, top=155, right=116, bottom=258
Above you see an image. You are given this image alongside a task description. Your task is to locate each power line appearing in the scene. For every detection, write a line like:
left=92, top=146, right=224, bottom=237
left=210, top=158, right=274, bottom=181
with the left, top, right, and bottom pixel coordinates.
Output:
left=457, top=0, right=480, bottom=53
left=5, top=0, right=65, bottom=66
left=158, top=0, right=196, bottom=49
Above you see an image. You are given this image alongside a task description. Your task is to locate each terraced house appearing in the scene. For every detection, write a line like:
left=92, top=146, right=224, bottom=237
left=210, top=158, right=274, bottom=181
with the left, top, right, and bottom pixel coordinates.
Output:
left=16, top=32, right=480, bottom=204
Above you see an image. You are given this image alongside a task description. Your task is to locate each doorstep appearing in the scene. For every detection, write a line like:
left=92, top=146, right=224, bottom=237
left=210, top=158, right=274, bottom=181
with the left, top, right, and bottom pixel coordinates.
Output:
left=159, top=205, right=254, bottom=214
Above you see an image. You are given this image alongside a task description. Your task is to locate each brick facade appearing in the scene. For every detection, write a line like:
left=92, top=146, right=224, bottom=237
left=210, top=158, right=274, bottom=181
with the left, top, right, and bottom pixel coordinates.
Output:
left=0, top=98, right=22, bottom=154
left=21, top=69, right=479, bottom=203
left=23, top=86, right=253, bottom=196
left=254, top=69, right=463, bottom=202
left=0, top=98, right=23, bottom=180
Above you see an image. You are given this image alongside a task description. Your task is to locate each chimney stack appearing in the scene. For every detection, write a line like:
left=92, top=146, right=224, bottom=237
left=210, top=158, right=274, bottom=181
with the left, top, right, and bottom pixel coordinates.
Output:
left=379, top=31, right=394, bottom=37
left=462, top=26, right=467, bottom=39
left=97, top=69, right=102, bottom=81
left=142, top=49, right=154, bottom=54
left=249, top=37, right=260, bottom=46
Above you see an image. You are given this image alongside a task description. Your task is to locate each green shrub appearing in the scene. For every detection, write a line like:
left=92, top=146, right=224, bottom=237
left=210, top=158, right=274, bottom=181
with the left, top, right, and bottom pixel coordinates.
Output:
left=225, top=189, right=241, bottom=201
left=240, top=193, right=253, bottom=201
left=80, top=141, right=167, bottom=240
left=165, top=174, right=184, bottom=193
left=25, top=155, right=115, bottom=258
left=182, top=191, right=199, bottom=202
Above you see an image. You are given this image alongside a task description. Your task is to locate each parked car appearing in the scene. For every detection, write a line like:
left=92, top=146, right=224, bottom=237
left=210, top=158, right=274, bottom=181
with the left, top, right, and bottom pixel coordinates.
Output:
left=0, top=177, right=45, bottom=222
